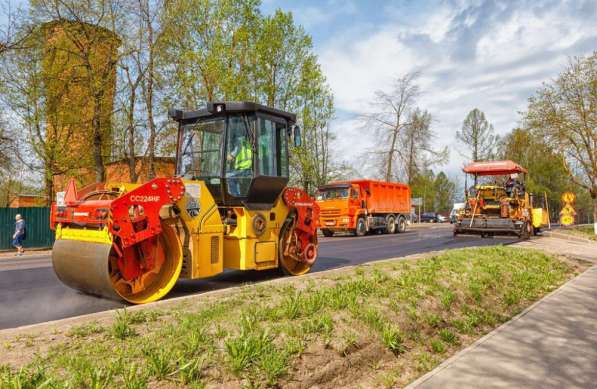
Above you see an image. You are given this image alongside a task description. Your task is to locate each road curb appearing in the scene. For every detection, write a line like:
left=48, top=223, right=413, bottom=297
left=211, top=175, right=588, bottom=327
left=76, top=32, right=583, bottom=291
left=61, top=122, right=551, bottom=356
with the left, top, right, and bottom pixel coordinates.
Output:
left=405, top=264, right=597, bottom=389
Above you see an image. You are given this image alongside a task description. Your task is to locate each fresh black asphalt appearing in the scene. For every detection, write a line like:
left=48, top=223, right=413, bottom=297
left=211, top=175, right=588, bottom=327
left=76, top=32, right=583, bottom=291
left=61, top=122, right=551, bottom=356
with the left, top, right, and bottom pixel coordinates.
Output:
left=0, top=224, right=518, bottom=329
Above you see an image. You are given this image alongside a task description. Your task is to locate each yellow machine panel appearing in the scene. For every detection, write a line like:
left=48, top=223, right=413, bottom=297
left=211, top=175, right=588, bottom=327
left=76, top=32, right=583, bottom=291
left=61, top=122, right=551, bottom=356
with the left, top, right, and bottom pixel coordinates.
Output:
left=223, top=197, right=289, bottom=271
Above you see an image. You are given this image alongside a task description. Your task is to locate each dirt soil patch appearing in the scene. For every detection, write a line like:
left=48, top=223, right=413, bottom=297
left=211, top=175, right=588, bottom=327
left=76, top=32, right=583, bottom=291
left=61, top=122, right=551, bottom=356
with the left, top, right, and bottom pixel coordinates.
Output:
left=0, top=246, right=590, bottom=388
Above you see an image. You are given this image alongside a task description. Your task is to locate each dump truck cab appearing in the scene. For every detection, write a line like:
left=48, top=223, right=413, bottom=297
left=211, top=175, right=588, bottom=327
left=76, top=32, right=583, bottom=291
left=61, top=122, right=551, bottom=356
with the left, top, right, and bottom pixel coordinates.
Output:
left=51, top=102, right=319, bottom=304
left=453, top=160, right=549, bottom=238
left=317, top=183, right=363, bottom=233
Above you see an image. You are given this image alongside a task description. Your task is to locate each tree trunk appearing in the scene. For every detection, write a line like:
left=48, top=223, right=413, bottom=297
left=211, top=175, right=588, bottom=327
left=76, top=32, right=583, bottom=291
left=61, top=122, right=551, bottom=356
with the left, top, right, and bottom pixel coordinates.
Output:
left=127, top=85, right=138, bottom=183
left=45, top=169, right=54, bottom=206
left=592, top=193, right=597, bottom=235
left=92, top=96, right=106, bottom=183
left=145, top=8, right=157, bottom=180
left=386, top=125, right=399, bottom=182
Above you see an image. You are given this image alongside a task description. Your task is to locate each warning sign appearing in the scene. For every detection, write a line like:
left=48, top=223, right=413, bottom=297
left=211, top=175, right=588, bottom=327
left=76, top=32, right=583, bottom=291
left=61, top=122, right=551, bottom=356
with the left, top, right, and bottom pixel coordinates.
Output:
left=559, top=192, right=576, bottom=226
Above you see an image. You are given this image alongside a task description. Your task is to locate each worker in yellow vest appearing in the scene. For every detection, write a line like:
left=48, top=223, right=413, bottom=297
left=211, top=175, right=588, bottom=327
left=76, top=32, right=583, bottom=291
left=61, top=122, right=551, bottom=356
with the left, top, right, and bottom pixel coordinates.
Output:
left=227, top=137, right=253, bottom=196
left=234, top=139, right=253, bottom=171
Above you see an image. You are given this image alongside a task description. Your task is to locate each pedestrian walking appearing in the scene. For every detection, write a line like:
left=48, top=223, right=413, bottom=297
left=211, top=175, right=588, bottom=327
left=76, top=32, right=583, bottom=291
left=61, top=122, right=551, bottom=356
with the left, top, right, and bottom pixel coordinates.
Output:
left=12, top=214, right=26, bottom=256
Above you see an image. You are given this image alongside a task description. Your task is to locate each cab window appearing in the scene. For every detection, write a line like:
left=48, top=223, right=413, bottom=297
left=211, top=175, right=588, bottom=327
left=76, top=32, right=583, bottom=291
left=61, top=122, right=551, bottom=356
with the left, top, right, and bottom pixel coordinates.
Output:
left=277, top=122, right=289, bottom=177
left=257, top=118, right=276, bottom=176
left=178, top=119, right=224, bottom=178
left=257, top=117, right=289, bottom=178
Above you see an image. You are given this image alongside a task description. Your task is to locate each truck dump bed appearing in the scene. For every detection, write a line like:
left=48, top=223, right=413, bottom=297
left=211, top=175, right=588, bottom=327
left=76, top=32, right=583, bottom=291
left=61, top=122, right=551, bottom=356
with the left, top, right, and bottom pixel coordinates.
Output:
left=352, top=179, right=411, bottom=214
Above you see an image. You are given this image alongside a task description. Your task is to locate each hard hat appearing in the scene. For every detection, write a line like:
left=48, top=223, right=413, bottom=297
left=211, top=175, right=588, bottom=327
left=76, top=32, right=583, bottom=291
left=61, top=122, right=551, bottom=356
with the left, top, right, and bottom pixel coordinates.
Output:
left=15, top=214, right=22, bottom=220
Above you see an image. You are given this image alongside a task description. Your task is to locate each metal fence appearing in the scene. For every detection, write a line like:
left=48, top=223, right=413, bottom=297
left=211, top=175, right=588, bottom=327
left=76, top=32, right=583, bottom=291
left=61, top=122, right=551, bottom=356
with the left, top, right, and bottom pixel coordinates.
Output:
left=0, top=207, right=54, bottom=250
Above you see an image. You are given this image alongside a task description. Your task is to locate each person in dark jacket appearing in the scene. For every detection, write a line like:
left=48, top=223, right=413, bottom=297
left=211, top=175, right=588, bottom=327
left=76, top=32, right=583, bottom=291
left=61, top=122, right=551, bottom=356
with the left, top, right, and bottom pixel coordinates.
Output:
left=12, top=214, right=26, bottom=256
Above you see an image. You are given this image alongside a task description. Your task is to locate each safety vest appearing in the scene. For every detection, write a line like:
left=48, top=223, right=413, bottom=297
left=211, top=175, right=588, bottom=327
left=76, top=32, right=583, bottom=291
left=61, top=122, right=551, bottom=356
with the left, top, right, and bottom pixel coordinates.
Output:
left=235, top=142, right=253, bottom=170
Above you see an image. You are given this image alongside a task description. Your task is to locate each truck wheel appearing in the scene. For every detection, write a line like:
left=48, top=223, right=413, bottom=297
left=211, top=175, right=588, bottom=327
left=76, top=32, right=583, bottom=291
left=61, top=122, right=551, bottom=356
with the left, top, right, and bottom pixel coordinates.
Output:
left=322, top=229, right=334, bottom=237
left=397, top=216, right=407, bottom=233
left=354, top=218, right=367, bottom=237
left=386, top=216, right=396, bottom=234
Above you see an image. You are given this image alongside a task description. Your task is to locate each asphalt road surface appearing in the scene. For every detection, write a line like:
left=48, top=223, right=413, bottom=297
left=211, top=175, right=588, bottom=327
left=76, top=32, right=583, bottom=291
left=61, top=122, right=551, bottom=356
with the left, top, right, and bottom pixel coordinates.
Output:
left=0, top=224, right=518, bottom=329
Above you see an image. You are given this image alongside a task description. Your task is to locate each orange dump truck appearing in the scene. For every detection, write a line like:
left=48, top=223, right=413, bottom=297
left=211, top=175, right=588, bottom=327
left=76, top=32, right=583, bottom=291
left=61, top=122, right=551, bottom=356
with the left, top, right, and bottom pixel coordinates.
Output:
left=316, top=179, right=411, bottom=237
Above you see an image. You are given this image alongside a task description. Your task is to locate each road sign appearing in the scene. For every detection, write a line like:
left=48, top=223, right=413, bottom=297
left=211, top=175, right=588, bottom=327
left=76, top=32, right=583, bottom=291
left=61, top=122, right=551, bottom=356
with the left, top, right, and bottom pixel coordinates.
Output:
left=559, top=192, right=576, bottom=226
left=412, top=197, right=422, bottom=206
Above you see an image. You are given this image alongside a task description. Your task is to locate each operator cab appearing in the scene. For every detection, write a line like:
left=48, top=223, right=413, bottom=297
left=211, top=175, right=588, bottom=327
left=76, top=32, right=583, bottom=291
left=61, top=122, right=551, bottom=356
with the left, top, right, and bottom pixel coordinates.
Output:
left=169, top=102, right=301, bottom=208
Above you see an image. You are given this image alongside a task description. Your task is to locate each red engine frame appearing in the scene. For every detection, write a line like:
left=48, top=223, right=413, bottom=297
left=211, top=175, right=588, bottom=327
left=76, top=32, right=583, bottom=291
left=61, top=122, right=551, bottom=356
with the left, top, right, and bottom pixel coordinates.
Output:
left=282, top=187, right=320, bottom=263
left=51, top=178, right=185, bottom=249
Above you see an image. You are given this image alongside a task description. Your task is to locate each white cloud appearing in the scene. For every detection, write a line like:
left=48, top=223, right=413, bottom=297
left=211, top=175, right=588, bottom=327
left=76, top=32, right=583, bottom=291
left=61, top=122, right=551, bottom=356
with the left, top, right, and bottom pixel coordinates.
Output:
left=317, top=0, right=597, bottom=181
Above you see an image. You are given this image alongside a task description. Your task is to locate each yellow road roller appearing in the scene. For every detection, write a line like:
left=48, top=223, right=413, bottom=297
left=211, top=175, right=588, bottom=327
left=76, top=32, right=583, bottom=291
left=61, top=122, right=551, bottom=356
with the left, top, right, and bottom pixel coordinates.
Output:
left=50, top=102, right=320, bottom=304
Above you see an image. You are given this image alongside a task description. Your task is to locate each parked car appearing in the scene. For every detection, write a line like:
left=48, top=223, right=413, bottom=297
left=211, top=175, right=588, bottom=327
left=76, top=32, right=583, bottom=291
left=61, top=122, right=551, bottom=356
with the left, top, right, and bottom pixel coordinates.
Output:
left=420, top=212, right=440, bottom=223
left=437, top=214, right=448, bottom=223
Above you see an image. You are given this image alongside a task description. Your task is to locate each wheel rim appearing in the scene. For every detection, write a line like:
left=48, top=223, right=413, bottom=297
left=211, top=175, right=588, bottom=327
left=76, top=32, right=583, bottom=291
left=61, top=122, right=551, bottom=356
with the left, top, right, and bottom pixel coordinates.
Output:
left=358, top=219, right=366, bottom=235
left=110, top=221, right=183, bottom=304
left=387, top=217, right=396, bottom=233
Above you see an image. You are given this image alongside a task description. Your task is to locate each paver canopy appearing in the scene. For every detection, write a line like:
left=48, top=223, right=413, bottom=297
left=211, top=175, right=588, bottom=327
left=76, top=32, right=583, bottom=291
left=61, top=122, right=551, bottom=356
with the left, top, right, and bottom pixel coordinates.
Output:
left=463, top=160, right=528, bottom=176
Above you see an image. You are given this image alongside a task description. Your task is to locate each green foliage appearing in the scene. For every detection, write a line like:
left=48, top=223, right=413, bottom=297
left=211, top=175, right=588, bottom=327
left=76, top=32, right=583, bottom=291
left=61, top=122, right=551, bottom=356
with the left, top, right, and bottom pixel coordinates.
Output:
left=67, top=322, right=105, bottom=338
left=434, top=172, right=456, bottom=213
left=499, top=128, right=576, bottom=217
left=525, top=51, right=597, bottom=223
left=224, top=315, right=288, bottom=383
left=144, top=347, right=174, bottom=380
left=411, top=170, right=457, bottom=212
left=382, top=325, right=405, bottom=355
left=112, top=309, right=136, bottom=340
left=0, top=365, right=54, bottom=389
left=457, top=108, right=499, bottom=162
left=430, top=339, right=446, bottom=353
left=438, top=329, right=457, bottom=344
left=161, top=1, right=335, bottom=192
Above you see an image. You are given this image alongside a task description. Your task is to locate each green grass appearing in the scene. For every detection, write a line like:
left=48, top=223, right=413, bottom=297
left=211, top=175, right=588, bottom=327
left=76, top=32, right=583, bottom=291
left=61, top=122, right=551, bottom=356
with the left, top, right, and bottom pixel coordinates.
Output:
left=566, top=225, right=597, bottom=241
left=1, top=246, right=580, bottom=388
left=111, top=309, right=136, bottom=340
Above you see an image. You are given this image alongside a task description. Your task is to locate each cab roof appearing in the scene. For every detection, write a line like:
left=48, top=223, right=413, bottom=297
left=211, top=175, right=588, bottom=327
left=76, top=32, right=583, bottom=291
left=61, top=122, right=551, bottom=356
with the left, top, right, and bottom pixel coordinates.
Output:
left=168, top=101, right=296, bottom=124
left=463, top=160, right=528, bottom=176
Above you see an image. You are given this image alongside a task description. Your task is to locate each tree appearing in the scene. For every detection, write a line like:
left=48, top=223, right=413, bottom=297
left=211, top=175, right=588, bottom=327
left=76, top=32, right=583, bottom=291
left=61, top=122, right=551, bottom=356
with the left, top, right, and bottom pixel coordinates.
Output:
left=433, top=171, right=455, bottom=213
left=161, top=1, right=335, bottom=192
left=456, top=108, right=498, bottom=162
left=0, top=114, right=13, bottom=175
left=364, top=73, right=419, bottom=181
left=0, top=31, right=82, bottom=203
left=0, top=0, right=33, bottom=55
left=499, top=128, right=575, bottom=218
left=410, top=170, right=436, bottom=213
left=399, top=108, right=448, bottom=184
left=525, top=52, right=597, bottom=226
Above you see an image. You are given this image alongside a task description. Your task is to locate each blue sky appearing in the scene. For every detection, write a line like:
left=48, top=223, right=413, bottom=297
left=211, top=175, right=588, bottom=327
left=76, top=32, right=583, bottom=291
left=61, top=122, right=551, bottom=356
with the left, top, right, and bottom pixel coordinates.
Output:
left=262, top=0, right=597, bottom=181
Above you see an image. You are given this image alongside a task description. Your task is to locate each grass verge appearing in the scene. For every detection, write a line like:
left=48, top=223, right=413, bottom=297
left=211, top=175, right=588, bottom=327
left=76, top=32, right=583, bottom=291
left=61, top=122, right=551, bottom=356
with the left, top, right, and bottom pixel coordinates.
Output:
left=560, top=225, right=597, bottom=241
left=0, top=246, right=587, bottom=388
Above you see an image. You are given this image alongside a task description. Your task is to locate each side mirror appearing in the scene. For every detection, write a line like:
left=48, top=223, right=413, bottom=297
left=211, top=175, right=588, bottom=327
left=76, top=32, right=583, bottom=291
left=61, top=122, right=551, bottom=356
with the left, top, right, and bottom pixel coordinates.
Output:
left=293, top=125, right=302, bottom=147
